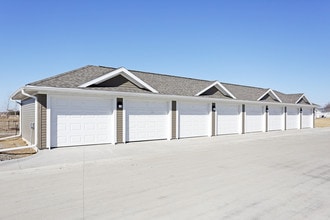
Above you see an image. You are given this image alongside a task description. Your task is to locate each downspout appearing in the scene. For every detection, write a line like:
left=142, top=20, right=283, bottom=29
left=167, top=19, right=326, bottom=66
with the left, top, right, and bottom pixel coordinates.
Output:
left=0, top=89, right=39, bottom=153
left=17, top=101, right=22, bottom=136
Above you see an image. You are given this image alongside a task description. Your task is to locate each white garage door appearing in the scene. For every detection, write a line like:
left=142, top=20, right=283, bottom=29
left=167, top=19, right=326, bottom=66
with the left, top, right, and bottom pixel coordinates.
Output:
left=268, top=106, right=283, bottom=131
left=126, top=100, right=169, bottom=142
left=286, top=107, right=299, bottom=129
left=179, top=102, right=210, bottom=138
left=302, top=108, right=313, bottom=128
left=217, top=104, right=241, bottom=135
left=51, top=96, right=113, bottom=147
left=245, top=105, right=265, bottom=133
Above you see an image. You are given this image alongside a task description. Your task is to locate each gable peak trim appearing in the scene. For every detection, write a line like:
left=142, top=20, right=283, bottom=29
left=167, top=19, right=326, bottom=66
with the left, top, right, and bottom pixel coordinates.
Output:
left=295, top=94, right=311, bottom=105
left=257, top=89, right=282, bottom=103
left=195, top=81, right=237, bottom=99
left=78, top=67, right=159, bottom=93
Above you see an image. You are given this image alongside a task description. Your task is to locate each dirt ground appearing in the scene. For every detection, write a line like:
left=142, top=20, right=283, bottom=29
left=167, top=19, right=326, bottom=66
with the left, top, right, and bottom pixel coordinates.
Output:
left=315, top=118, right=330, bottom=128
left=0, top=138, right=36, bottom=161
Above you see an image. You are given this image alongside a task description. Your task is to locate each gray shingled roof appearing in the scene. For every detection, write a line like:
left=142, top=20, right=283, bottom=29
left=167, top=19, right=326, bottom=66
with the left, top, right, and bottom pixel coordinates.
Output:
left=222, top=83, right=268, bottom=101
left=131, top=69, right=212, bottom=97
left=29, top=65, right=115, bottom=88
left=273, top=90, right=303, bottom=104
left=27, top=65, right=308, bottom=104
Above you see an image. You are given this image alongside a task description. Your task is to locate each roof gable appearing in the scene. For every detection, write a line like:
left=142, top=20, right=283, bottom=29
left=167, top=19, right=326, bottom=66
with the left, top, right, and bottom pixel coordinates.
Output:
left=195, top=81, right=236, bottom=99
left=79, top=67, right=159, bottom=93
left=198, top=87, right=233, bottom=99
left=89, top=74, right=143, bottom=89
left=257, top=89, right=282, bottom=103
left=296, top=94, right=311, bottom=105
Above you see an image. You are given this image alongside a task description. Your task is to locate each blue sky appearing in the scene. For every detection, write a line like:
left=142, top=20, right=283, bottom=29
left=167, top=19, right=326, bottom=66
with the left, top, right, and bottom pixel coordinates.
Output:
left=1, top=0, right=329, bottom=111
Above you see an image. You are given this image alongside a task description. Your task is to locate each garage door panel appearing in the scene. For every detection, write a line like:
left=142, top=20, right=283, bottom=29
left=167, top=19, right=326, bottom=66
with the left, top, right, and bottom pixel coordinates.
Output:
left=126, top=100, right=168, bottom=142
left=286, top=107, right=299, bottom=129
left=217, top=104, right=240, bottom=135
left=268, top=107, right=283, bottom=131
left=70, top=136, right=81, bottom=143
left=246, top=105, right=264, bottom=133
left=179, top=103, right=209, bottom=138
left=51, top=96, right=113, bottom=147
left=302, top=108, right=313, bottom=128
left=84, top=135, right=94, bottom=142
left=96, top=135, right=109, bottom=142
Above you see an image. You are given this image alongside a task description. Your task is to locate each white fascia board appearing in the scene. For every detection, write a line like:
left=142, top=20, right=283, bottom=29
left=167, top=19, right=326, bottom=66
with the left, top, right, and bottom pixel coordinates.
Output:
left=10, top=87, right=26, bottom=100
left=195, top=81, right=237, bottom=99
left=78, top=67, right=159, bottom=94
left=295, top=94, right=312, bottom=105
left=120, top=68, right=159, bottom=93
left=26, top=86, right=228, bottom=103
left=24, top=85, right=316, bottom=108
left=195, top=82, right=215, bottom=96
left=79, top=69, right=122, bottom=87
left=11, top=86, right=43, bottom=101
left=257, top=89, right=282, bottom=103
left=217, top=82, right=237, bottom=99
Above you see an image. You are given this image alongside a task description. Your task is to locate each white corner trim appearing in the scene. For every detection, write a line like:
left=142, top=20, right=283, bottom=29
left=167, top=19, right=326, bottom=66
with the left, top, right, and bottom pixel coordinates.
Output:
left=112, top=100, right=117, bottom=145
left=78, top=67, right=159, bottom=93
left=46, top=95, right=51, bottom=149
left=195, top=81, right=237, bottom=99
left=257, top=89, right=282, bottom=103
left=295, top=94, right=311, bottom=105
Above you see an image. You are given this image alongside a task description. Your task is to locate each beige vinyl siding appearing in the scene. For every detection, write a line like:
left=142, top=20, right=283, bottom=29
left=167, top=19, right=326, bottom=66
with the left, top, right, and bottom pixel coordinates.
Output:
left=37, top=94, right=47, bottom=149
left=265, top=106, right=269, bottom=132
left=212, top=103, right=216, bottom=136
left=21, top=98, right=35, bottom=144
left=117, top=98, right=123, bottom=143
left=242, top=104, right=245, bottom=134
left=300, top=108, right=303, bottom=129
left=171, top=101, right=177, bottom=139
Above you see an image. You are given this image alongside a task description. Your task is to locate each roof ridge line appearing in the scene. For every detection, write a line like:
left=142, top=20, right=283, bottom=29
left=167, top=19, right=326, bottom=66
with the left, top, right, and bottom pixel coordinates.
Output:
left=98, top=65, right=271, bottom=90
left=222, top=82, right=268, bottom=90
left=114, top=66, right=213, bottom=83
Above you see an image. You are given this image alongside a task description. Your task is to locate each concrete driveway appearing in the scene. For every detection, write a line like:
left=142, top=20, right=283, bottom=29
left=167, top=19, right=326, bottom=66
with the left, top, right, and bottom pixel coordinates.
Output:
left=1, top=128, right=330, bottom=219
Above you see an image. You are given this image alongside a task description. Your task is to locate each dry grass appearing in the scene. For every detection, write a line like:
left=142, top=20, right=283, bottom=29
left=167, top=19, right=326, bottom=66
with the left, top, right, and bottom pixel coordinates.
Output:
left=0, top=138, right=36, bottom=161
left=0, top=116, right=19, bottom=138
left=315, top=118, right=330, bottom=128
left=0, top=137, right=27, bottom=148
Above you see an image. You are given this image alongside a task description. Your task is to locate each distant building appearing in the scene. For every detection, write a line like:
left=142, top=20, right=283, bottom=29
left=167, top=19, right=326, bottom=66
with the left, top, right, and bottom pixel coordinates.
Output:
left=315, top=109, right=325, bottom=118
left=316, top=106, right=330, bottom=118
